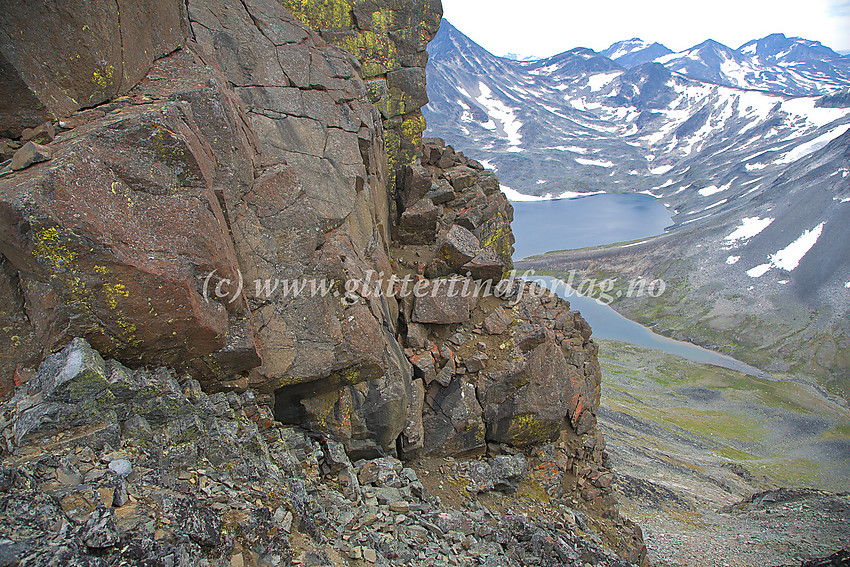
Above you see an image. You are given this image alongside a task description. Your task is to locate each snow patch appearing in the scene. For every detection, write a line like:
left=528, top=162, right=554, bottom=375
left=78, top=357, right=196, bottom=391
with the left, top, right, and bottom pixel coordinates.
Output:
left=726, top=256, right=740, bottom=265
left=587, top=72, right=621, bottom=92
left=557, top=190, right=606, bottom=199
left=650, top=164, right=674, bottom=175
left=773, top=124, right=850, bottom=165
left=576, top=157, right=614, bottom=167
left=703, top=199, right=727, bottom=210
left=747, top=222, right=826, bottom=277
left=500, top=185, right=605, bottom=202
left=698, top=180, right=732, bottom=197
left=500, top=185, right=550, bottom=201
left=725, top=217, right=774, bottom=243
left=558, top=146, right=588, bottom=154
left=746, top=264, right=772, bottom=278
left=569, top=99, right=586, bottom=111
left=476, top=82, right=523, bottom=147
left=770, top=222, right=825, bottom=271
left=780, top=98, right=850, bottom=128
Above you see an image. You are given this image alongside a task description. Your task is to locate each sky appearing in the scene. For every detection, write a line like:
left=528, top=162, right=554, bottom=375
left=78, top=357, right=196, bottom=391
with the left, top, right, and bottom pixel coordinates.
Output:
left=440, top=0, right=850, bottom=59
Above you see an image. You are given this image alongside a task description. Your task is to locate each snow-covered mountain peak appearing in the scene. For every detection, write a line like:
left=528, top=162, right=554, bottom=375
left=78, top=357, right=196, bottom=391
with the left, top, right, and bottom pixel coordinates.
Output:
left=601, top=38, right=673, bottom=69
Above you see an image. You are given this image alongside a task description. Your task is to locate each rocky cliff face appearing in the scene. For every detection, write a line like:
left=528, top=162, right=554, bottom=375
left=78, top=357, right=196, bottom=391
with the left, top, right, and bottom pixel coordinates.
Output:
left=0, top=2, right=644, bottom=564
left=280, top=0, right=442, bottom=194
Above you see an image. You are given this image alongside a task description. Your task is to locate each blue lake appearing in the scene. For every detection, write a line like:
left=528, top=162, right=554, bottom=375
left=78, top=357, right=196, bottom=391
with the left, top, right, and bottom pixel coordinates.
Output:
left=524, top=275, right=769, bottom=378
left=510, top=193, right=672, bottom=261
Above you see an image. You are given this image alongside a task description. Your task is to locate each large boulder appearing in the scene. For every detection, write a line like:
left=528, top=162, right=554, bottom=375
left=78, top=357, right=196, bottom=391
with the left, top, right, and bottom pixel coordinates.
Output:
left=422, top=378, right=486, bottom=456
left=0, top=0, right=187, bottom=137
left=435, top=225, right=480, bottom=270
left=478, top=340, right=577, bottom=447
left=411, top=278, right=475, bottom=324
left=398, top=198, right=439, bottom=244
left=0, top=98, right=244, bottom=368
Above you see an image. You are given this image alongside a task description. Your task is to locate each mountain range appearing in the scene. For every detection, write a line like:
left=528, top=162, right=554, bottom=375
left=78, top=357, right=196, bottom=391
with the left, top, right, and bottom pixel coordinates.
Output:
left=423, top=20, right=850, bottom=401
left=602, top=33, right=850, bottom=96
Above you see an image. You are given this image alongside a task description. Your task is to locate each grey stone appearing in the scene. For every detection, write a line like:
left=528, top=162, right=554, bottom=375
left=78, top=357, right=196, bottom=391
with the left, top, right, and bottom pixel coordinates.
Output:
left=108, top=458, right=132, bottom=478
left=0, top=467, right=16, bottom=492
left=464, top=353, right=487, bottom=373
left=425, top=180, right=455, bottom=204
left=490, top=454, right=528, bottom=493
left=422, top=379, right=486, bottom=456
left=112, top=477, right=129, bottom=507
left=10, top=141, right=51, bottom=170
left=82, top=507, right=120, bottom=548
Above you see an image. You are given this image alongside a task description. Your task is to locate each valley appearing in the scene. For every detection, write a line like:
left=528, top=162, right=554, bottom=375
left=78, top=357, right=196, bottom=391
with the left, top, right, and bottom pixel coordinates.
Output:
left=424, top=19, right=850, bottom=403
left=598, top=339, right=850, bottom=566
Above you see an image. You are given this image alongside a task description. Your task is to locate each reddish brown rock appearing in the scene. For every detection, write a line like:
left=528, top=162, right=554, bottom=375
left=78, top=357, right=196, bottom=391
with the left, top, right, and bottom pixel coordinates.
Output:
left=445, top=167, right=477, bottom=191
left=512, top=322, right=548, bottom=353
left=462, top=247, right=504, bottom=282
left=21, top=121, right=55, bottom=144
left=398, top=198, right=439, bottom=245
left=411, top=278, right=475, bottom=324
left=9, top=141, right=51, bottom=171
left=437, top=145, right=456, bottom=169
left=0, top=101, right=243, bottom=367
left=0, top=0, right=187, bottom=136
left=464, top=353, right=487, bottom=373
left=409, top=351, right=436, bottom=384
left=400, top=163, right=433, bottom=210
left=483, top=307, right=513, bottom=335
left=435, top=225, right=480, bottom=270
left=421, top=138, right=445, bottom=165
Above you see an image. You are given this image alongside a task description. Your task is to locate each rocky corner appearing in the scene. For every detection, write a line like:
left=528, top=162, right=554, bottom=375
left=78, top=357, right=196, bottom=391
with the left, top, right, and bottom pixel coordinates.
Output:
left=0, top=1, right=647, bottom=566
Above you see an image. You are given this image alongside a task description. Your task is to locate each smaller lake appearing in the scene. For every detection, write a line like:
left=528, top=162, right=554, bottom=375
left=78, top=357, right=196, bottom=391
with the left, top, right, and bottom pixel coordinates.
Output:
left=510, top=193, right=672, bottom=260
left=526, top=275, right=770, bottom=379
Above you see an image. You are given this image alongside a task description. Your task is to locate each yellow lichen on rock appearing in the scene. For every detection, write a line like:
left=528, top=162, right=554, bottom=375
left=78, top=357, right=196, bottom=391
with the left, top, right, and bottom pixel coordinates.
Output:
left=281, top=0, right=355, bottom=30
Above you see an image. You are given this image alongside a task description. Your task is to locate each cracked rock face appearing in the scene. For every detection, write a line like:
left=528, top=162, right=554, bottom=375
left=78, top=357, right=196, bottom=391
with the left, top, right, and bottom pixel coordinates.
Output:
left=281, top=0, right=443, bottom=189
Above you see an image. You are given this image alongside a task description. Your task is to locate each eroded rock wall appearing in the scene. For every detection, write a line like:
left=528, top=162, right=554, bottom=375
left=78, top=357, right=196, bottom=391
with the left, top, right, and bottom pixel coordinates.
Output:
left=0, top=0, right=608, bottom=469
